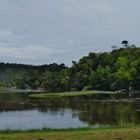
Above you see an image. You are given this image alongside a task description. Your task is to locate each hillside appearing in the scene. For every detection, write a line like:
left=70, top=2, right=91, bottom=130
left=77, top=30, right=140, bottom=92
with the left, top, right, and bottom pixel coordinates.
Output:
left=0, top=47, right=140, bottom=92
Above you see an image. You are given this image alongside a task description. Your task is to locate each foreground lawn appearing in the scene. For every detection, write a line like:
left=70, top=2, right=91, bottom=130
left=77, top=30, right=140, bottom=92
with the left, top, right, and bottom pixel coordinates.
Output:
left=0, top=127, right=139, bottom=140
left=29, top=90, right=116, bottom=98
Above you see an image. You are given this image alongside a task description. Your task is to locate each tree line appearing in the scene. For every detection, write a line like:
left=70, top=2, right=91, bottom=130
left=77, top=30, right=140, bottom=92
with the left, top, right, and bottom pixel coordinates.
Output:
left=0, top=42, right=140, bottom=92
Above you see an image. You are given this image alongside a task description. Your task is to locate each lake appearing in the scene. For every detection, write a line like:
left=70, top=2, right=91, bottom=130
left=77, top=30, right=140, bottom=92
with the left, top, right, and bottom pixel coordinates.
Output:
left=0, top=92, right=139, bottom=130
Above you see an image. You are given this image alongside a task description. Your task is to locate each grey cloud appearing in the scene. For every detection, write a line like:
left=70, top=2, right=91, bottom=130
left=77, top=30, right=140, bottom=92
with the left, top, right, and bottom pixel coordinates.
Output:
left=0, top=0, right=140, bottom=65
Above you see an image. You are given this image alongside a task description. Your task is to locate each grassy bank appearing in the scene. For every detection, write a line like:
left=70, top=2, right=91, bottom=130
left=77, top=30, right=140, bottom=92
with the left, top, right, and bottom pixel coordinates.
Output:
left=0, top=127, right=139, bottom=140
left=29, top=90, right=116, bottom=98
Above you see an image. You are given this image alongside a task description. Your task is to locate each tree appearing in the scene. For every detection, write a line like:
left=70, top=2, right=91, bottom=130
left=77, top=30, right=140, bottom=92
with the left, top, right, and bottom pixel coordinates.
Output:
left=121, top=40, right=129, bottom=48
left=89, top=66, right=111, bottom=90
left=111, top=45, right=118, bottom=50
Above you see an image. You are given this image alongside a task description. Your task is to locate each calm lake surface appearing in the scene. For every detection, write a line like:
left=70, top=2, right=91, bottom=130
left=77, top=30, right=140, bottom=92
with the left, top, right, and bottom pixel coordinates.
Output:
left=0, top=92, right=139, bottom=130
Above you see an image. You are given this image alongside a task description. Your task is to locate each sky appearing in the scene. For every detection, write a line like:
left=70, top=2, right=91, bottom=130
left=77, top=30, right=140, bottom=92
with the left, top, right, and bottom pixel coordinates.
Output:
left=0, top=0, right=140, bottom=66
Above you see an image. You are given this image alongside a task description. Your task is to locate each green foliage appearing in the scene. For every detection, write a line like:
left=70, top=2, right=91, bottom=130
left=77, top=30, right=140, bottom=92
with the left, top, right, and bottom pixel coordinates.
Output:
left=0, top=46, right=140, bottom=92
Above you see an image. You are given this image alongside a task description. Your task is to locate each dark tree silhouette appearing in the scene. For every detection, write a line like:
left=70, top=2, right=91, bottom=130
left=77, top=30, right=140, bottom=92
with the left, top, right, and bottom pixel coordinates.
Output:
left=121, top=40, right=129, bottom=48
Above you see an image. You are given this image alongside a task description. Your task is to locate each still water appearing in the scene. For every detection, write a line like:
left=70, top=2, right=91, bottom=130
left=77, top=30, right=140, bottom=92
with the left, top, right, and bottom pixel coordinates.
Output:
left=0, top=92, right=139, bottom=130
left=0, top=109, right=90, bottom=130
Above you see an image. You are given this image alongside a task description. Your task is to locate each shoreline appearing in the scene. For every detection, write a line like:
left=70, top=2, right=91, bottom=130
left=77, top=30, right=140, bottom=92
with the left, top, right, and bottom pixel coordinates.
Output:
left=0, top=126, right=139, bottom=140
left=0, top=125, right=139, bottom=133
left=29, top=90, right=116, bottom=98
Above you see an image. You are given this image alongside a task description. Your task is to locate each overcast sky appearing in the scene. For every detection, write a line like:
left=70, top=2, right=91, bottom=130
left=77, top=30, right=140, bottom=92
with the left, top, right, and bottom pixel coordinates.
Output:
left=0, top=0, right=140, bottom=65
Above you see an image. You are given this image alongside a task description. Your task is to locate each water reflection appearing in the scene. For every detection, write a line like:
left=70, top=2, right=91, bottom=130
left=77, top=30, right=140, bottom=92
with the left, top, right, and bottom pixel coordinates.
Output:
left=0, top=93, right=139, bottom=130
left=0, top=109, right=90, bottom=130
left=76, top=102, right=139, bottom=126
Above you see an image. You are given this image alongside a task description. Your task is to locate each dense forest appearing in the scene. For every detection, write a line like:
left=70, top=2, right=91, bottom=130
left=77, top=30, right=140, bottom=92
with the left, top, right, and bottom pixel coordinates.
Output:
left=0, top=41, right=140, bottom=92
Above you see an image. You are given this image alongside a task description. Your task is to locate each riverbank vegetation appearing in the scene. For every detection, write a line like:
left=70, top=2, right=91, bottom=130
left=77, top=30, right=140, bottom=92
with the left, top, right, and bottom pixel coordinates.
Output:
left=29, top=90, right=116, bottom=98
left=0, top=127, right=139, bottom=140
left=0, top=41, right=140, bottom=93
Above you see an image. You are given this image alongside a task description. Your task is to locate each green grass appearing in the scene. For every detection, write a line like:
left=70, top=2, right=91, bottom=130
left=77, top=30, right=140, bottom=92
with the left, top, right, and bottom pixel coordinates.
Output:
left=29, top=90, right=116, bottom=98
left=0, top=127, right=139, bottom=140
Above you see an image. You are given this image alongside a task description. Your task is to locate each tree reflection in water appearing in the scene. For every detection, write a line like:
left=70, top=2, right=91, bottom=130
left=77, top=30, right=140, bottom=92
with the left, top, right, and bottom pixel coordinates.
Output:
left=0, top=93, right=139, bottom=127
